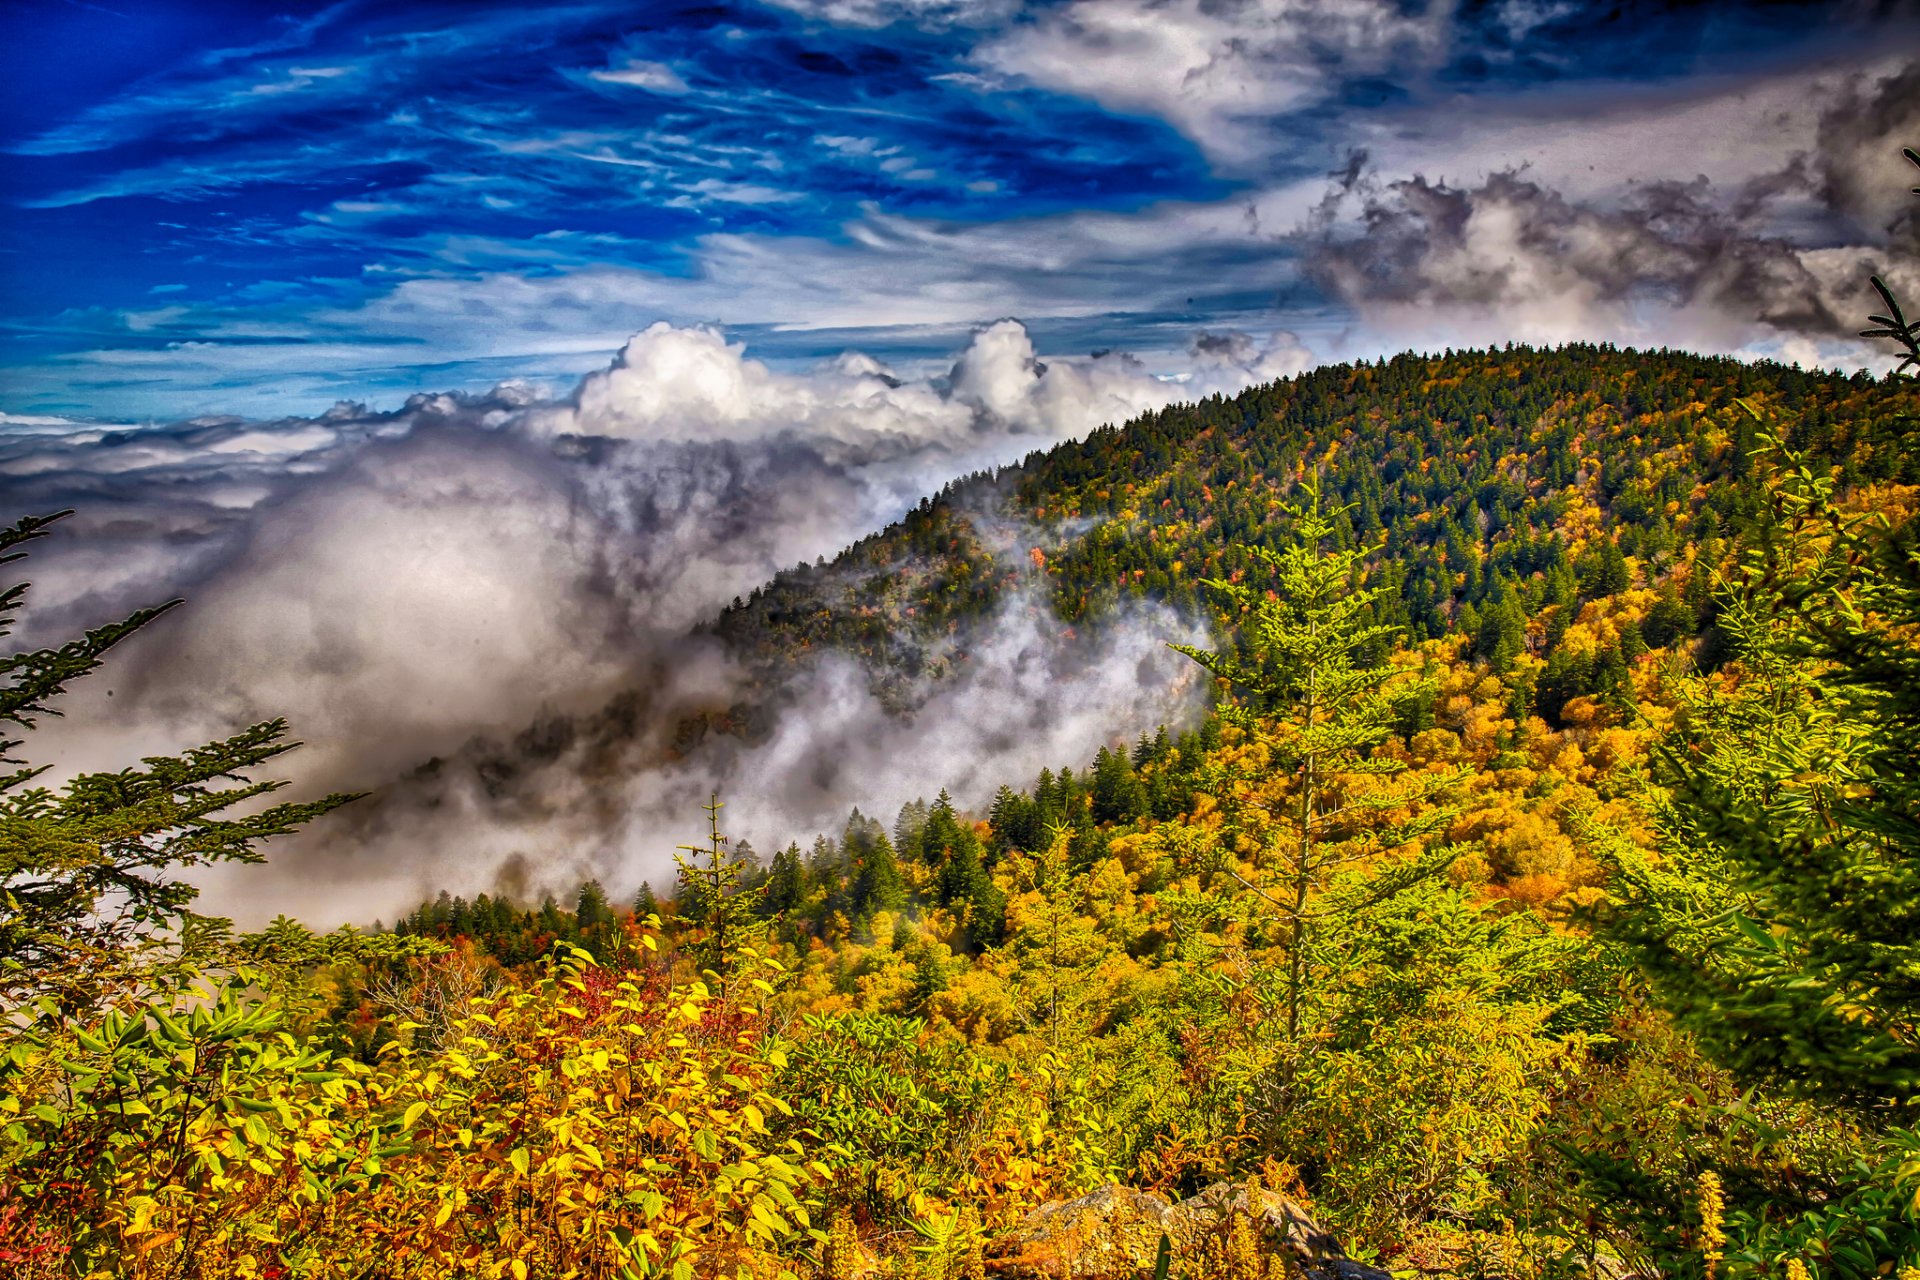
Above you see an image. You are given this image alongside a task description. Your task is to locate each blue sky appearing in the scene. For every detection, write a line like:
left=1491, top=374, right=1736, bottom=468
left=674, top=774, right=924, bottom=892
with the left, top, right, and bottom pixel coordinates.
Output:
left=1, top=0, right=1915, bottom=420
left=4, top=0, right=1919, bottom=919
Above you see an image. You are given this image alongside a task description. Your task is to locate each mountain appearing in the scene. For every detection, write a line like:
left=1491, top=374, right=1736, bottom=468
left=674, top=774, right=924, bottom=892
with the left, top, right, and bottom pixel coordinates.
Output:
left=374, top=341, right=1920, bottom=1272
left=715, top=342, right=1915, bottom=713
left=18, top=338, right=1920, bottom=1278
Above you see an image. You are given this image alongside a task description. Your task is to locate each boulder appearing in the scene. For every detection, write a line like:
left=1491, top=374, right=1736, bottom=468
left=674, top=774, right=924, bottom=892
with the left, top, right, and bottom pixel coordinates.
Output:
left=983, top=1185, right=1172, bottom=1279
left=980, top=1182, right=1391, bottom=1280
left=1167, top=1182, right=1391, bottom=1280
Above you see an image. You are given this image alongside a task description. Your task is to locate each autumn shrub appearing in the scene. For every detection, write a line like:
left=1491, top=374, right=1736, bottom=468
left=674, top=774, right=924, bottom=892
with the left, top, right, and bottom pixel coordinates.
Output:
left=0, top=935, right=830, bottom=1279
left=1281, top=985, right=1563, bottom=1252
left=777, top=1011, right=1002, bottom=1222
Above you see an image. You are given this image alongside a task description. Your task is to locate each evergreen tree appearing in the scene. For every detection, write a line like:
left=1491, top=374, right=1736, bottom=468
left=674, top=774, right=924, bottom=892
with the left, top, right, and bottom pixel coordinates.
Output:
left=1172, top=481, right=1465, bottom=1056
left=1641, top=584, right=1695, bottom=650
left=850, top=831, right=908, bottom=919
left=1090, top=745, right=1146, bottom=824
left=808, top=833, right=852, bottom=927
left=535, top=894, right=566, bottom=943
left=1474, top=588, right=1528, bottom=672
left=575, top=879, right=613, bottom=932
left=1611, top=345, right=1920, bottom=1102
left=988, top=784, right=1042, bottom=854
left=673, top=794, right=763, bottom=976
left=0, top=511, right=356, bottom=1007
left=1595, top=440, right=1920, bottom=1264
left=1578, top=537, right=1631, bottom=599
left=760, top=842, right=805, bottom=920
left=891, top=798, right=930, bottom=861
left=918, top=791, right=968, bottom=868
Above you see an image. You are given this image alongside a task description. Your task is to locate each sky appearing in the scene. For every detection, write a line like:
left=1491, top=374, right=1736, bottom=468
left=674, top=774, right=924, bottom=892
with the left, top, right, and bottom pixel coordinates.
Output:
left=1, top=0, right=1915, bottom=422
left=1, top=0, right=1918, bottom=922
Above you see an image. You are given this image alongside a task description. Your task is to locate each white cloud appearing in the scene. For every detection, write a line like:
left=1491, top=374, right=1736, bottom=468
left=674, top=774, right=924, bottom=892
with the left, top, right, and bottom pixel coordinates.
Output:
left=13, top=50, right=1907, bottom=423
left=588, top=59, right=690, bottom=93
left=13, top=316, right=1306, bottom=924
left=977, top=0, right=1452, bottom=171
left=761, top=0, right=1020, bottom=29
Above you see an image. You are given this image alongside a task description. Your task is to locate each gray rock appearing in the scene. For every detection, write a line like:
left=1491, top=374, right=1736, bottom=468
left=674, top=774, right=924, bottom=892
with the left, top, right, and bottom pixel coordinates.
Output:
left=981, top=1181, right=1390, bottom=1280
left=1168, top=1182, right=1391, bottom=1280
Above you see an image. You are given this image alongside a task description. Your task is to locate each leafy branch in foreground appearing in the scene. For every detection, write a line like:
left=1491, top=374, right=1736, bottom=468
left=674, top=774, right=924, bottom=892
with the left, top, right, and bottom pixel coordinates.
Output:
left=1858, top=148, right=1920, bottom=377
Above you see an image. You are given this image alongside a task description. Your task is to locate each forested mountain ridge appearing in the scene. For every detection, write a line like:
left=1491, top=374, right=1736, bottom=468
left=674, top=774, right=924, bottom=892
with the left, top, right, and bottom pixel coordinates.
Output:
left=716, top=343, right=1914, bottom=713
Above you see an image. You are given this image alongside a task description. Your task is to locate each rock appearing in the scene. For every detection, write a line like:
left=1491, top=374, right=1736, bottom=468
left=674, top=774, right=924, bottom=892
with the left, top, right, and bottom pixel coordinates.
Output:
left=980, top=1182, right=1391, bottom=1280
left=983, top=1185, right=1172, bottom=1278
left=1167, top=1183, right=1391, bottom=1280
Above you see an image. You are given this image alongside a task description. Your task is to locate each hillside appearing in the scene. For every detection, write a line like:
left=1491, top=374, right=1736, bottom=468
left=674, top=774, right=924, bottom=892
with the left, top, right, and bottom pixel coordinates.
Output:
left=374, top=345, right=1920, bottom=1271
left=8, top=341, right=1920, bottom=1278
left=716, top=343, right=1914, bottom=711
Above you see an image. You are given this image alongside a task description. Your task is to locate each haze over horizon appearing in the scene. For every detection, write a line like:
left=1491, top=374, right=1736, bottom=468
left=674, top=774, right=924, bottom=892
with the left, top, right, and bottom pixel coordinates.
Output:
left=2, top=0, right=1918, bottom=924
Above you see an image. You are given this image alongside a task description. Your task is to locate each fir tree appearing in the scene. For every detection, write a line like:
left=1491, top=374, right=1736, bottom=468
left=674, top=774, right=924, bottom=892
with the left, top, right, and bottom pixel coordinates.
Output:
left=1578, top=537, right=1631, bottom=599
left=760, top=842, right=806, bottom=920
left=1090, top=745, right=1146, bottom=824
left=575, top=879, right=613, bottom=933
left=1172, top=480, right=1466, bottom=1054
left=1473, top=584, right=1528, bottom=672
left=1610, top=438, right=1920, bottom=1101
left=0, top=511, right=356, bottom=1007
left=850, top=831, right=908, bottom=920
left=673, top=793, right=763, bottom=976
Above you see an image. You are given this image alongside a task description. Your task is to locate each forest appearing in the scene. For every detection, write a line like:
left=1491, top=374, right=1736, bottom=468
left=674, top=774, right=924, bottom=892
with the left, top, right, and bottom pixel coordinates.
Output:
left=4, top=167, right=1920, bottom=1280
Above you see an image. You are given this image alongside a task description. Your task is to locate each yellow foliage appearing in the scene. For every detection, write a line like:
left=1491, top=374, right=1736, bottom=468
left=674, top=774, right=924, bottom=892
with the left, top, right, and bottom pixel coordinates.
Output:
left=5, top=941, right=829, bottom=1279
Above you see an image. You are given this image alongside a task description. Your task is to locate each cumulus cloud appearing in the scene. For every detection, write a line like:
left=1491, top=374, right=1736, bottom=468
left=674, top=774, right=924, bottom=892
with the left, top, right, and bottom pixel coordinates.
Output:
left=1186, top=329, right=1316, bottom=388
left=8, top=317, right=1297, bottom=925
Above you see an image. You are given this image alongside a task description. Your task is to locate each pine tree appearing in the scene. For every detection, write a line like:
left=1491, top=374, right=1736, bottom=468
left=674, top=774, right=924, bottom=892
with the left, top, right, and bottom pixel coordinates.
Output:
left=1474, top=589, right=1528, bottom=672
left=673, top=793, right=763, bottom=976
left=892, top=798, right=930, bottom=860
left=1610, top=444, right=1920, bottom=1101
left=1578, top=537, right=1631, bottom=599
left=1090, top=745, right=1146, bottom=824
left=850, top=831, right=908, bottom=920
left=760, top=842, right=805, bottom=920
left=575, top=879, right=613, bottom=932
left=1172, top=480, right=1465, bottom=1054
left=989, top=784, right=1041, bottom=854
left=1642, top=584, right=1695, bottom=650
left=0, top=511, right=356, bottom=1007
left=1594, top=435, right=1920, bottom=1263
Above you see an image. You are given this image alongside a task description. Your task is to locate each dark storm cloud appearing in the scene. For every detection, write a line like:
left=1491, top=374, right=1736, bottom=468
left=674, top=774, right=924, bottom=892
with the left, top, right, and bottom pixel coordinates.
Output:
left=1292, top=58, right=1920, bottom=362
left=1816, top=58, right=1920, bottom=239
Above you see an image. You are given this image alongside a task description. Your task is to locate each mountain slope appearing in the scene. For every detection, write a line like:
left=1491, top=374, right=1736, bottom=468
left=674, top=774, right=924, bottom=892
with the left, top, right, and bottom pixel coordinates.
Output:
left=716, top=343, right=1916, bottom=714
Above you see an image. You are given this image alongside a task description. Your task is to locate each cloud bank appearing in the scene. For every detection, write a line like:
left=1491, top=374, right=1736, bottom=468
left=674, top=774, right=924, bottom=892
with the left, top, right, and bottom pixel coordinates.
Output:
left=1294, top=57, right=1920, bottom=369
left=5, top=319, right=1289, bottom=924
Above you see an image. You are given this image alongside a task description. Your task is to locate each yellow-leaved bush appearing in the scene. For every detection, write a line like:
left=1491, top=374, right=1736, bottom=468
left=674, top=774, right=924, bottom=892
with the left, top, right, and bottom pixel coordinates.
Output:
left=0, top=935, right=829, bottom=1280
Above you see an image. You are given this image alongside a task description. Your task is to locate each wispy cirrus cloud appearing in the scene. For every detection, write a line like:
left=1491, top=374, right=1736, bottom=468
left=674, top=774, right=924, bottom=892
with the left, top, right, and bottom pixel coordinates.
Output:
left=2, top=0, right=1914, bottom=425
